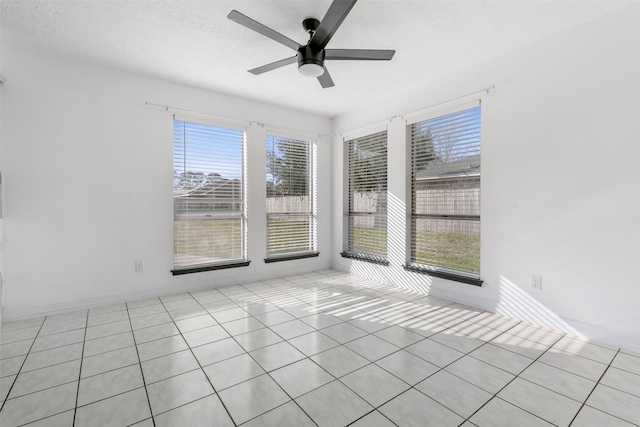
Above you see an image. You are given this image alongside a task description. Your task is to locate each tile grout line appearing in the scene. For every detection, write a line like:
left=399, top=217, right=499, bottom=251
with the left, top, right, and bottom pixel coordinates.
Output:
left=71, top=312, right=90, bottom=426
left=459, top=330, right=567, bottom=426
left=0, top=317, right=46, bottom=413
left=157, top=295, right=239, bottom=427
left=528, top=354, right=612, bottom=384
left=567, top=348, right=620, bottom=426
left=124, top=302, right=157, bottom=427
left=591, top=374, right=640, bottom=399
left=5, top=354, right=84, bottom=376
left=345, top=409, right=400, bottom=427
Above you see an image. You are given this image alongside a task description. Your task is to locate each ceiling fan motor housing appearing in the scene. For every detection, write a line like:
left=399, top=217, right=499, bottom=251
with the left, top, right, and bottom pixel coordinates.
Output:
left=298, top=45, right=325, bottom=68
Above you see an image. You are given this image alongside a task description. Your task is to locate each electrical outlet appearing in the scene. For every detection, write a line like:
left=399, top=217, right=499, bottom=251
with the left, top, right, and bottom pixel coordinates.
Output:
left=531, top=275, right=542, bottom=290
left=135, top=260, right=144, bottom=273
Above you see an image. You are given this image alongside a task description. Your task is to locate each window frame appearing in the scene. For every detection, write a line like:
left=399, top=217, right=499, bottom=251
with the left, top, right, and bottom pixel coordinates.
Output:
left=264, top=132, right=318, bottom=262
left=405, top=101, right=483, bottom=286
left=171, top=115, right=249, bottom=275
left=341, top=127, right=389, bottom=265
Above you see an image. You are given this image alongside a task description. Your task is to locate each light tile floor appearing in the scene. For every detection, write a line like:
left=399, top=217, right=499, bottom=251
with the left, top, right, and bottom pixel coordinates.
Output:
left=1, top=270, right=639, bottom=427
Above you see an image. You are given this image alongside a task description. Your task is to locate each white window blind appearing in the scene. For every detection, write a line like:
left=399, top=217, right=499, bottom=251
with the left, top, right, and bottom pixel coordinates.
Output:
left=173, top=119, right=245, bottom=269
left=344, top=130, right=388, bottom=263
left=266, top=135, right=316, bottom=257
left=408, top=105, right=481, bottom=279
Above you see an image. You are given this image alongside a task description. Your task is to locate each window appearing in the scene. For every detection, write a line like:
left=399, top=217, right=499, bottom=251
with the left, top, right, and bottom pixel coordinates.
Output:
left=342, top=130, right=388, bottom=264
left=407, top=105, right=482, bottom=284
left=265, top=134, right=317, bottom=261
left=172, top=118, right=247, bottom=274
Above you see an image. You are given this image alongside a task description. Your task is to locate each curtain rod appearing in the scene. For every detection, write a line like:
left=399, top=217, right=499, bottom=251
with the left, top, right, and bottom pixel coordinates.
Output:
left=335, top=85, right=495, bottom=138
left=145, top=102, right=249, bottom=125
left=145, top=102, right=330, bottom=139
left=401, top=85, right=495, bottom=120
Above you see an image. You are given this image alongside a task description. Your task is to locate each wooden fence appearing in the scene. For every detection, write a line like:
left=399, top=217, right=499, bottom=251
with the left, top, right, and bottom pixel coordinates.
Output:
left=266, top=196, right=311, bottom=213
left=350, top=188, right=479, bottom=236
left=261, top=187, right=480, bottom=237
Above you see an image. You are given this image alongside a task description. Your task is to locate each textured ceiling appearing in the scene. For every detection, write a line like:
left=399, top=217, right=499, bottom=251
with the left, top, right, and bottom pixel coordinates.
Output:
left=0, top=0, right=631, bottom=117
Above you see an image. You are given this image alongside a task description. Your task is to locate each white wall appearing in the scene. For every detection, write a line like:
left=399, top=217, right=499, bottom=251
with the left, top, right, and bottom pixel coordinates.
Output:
left=0, top=30, right=4, bottom=326
left=332, top=5, right=640, bottom=351
left=0, top=43, right=332, bottom=320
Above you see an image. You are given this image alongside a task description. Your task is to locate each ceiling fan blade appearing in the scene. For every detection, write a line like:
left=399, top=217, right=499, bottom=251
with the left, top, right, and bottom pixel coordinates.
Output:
left=310, top=0, right=358, bottom=50
left=317, top=67, right=335, bottom=88
left=249, top=56, right=297, bottom=75
left=228, top=10, right=301, bottom=51
left=325, top=49, right=395, bottom=60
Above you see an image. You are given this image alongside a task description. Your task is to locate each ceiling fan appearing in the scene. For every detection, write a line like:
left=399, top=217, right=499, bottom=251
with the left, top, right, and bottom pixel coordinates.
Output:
left=227, top=0, right=395, bottom=88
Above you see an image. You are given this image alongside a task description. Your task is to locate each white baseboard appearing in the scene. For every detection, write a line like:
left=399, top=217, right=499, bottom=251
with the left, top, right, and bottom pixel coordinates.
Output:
left=3, top=262, right=331, bottom=323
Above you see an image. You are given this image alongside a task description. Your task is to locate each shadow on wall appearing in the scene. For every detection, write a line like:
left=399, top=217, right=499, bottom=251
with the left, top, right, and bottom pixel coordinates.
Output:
left=496, top=275, right=585, bottom=338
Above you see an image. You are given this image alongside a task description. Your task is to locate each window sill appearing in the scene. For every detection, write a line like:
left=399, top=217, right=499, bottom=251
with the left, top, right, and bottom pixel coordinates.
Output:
left=403, top=264, right=483, bottom=286
left=264, top=252, right=320, bottom=263
left=340, top=252, right=389, bottom=266
left=171, top=261, right=251, bottom=276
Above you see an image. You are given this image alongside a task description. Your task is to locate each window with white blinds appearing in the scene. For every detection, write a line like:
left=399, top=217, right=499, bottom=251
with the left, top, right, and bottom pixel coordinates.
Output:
left=266, top=134, right=316, bottom=259
left=173, top=119, right=246, bottom=272
left=408, top=105, right=481, bottom=282
left=343, top=130, right=388, bottom=263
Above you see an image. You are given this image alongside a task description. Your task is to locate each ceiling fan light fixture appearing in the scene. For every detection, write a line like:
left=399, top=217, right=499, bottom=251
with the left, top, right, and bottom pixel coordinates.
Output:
left=297, top=46, right=325, bottom=78
left=299, top=62, right=325, bottom=77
